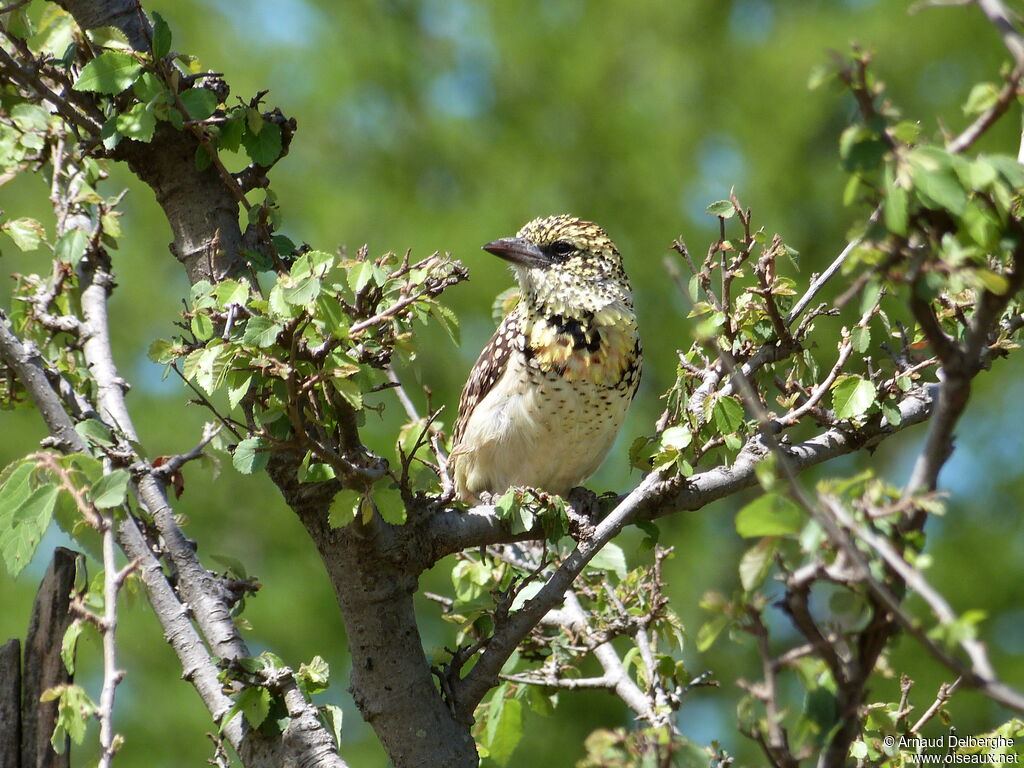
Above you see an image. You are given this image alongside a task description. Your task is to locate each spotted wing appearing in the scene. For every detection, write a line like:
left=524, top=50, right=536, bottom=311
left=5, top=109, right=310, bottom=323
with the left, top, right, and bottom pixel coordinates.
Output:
left=452, top=310, right=522, bottom=448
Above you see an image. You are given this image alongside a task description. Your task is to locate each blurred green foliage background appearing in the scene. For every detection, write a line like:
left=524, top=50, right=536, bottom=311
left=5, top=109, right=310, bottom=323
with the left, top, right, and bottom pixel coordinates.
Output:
left=2, top=0, right=1023, bottom=765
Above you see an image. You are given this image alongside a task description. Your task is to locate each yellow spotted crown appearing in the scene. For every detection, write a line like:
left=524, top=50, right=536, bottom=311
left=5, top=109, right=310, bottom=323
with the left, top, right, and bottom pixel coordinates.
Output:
left=512, top=215, right=633, bottom=318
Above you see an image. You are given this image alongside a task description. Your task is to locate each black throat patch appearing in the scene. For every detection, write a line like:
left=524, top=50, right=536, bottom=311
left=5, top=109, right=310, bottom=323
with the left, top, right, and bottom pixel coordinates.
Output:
left=550, top=313, right=602, bottom=353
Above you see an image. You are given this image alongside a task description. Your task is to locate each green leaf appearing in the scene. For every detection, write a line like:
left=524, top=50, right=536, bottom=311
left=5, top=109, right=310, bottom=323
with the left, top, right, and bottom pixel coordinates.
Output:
left=190, top=313, right=214, bottom=341
left=659, top=425, right=691, bottom=451
left=47, top=684, right=96, bottom=751
left=233, top=437, right=268, bottom=475
left=73, top=51, right=142, bottom=94
left=115, top=102, right=156, bottom=142
left=2, top=485, right=58, bottom=577
left=194, top=344, right=234, bottom=395
left=179, top=87, right=218, bottom=121
left=588, top=542, right=628, bottom=580
left=327, top=489, right=362, bottom=528
left=242, top=316, right=281, bottom=347
left=241, top=120, right=282, bottom=166
left=61, top=620, right=84, bottom=675
left=151, top=11, right=172, bottom=58
left=976, top=268, right=1009, bottom=295
left=883, top=164, right=908, bottom=237
left=696, top=615, right=729, bottom=652
left=321, top=703, right=343, bottom=748
left=332, top=377, right=363, bottom=410
left=735, top=493, right=804, bottom=538
left=908, top=146, right=968, bottom=216
left=219, top=117, right=244, bottom=152
left=346, top=261, right=373, bottom=294
left=831, top=374, right=876, bottom=419
left=11, top=103, right=49, bottom=132
left=75, top=419, right=114, bottom=448
left=483, top=686, right=524, bottom=767
left=713, top=395, right=744, bottom=433
left=282, top=276, right=321, bottom=305
left=739, top=538, right=776, bottom=592
left=147, top=338, right=176, bottom=365
left=881, top=400, right=902, bottom=427
left=962, top=82, right=999, bottom=116
left=234, top=686, right=271, bottom=728
left=0, top=460, right=34, bottom=519
left=90, top=469, right=129, bottom=509
left=705, top=200, right=736, bottom=218
left=227, top=372, right=252, bottom=410
left=297, top=655, right=330, bottom=695
left=55, top=228, right=89, bottom=266
left=2, top=217, right=45, bottom=251
left=850, top=326, right=870, bottom=354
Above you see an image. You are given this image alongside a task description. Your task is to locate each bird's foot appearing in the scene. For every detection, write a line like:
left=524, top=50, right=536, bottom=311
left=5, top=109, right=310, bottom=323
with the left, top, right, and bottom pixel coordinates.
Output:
left=567, top=486, right=600, bottom=541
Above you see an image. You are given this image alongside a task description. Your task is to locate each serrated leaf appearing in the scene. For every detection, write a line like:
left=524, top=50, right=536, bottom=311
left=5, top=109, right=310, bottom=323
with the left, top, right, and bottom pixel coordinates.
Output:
left=115, top=102, right=156, bottom=142
left=219, top=116, right=244, bottom=152
left=735, top=492, right=804, bottom=538
left=850, top=326, right=870, bottom=354
left=179, top=87, right=218, bottom=121
left=327, top=489, right=361, bottom=528
left=908, top=146, right=967, bottom=216
left=483, top=690, right=523, bottom=767
left=282, top=276, right=321, bottom=305
left=227, top=372, right=252, bottom=410
left=241, top=119, right=282, bottom=166
left=706, top=200, right=736, bottom=218
left=242, top=316, right=281, bottom=347
left=2, top=218, right=45, bottom=251
left=660, top=425, right=691, bottom=450
left=831, top=374, right=876, bottom=419
left=332, top=377, right=362, bottom=410
left=90, top=469, right=129, bottom=509
left=55, top=228, right=88, bottom=266
left=61, top=621, right=84, bottom=675
left=346, top=261, right=373, bottom=294
left=881, top=401, right=902, bottom=426
left=236, top=686, right=271, bottom=728
left=190, top=313, right=214, bottom=341
left=73, top=51, right=142, bottom=94
left=588, top=542, right=628, bottom=580
left=11, top=103, right=49, bottom=132
left=232, top=437, right=268, bottom=475
left=194, top=344, right=234, bottom=395
left=2, top=485, right=58, bottom=577
left=739, top=538, right=776, bottom=592
left=713, top=395, right=744, bottom=433
left=75, top=419, right=114, bottom=448
left=151, top=11, right=172, bottom=58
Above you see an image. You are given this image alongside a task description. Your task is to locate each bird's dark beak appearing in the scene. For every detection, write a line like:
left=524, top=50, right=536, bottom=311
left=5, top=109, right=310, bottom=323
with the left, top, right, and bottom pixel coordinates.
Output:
left=482, top=237, right=550, bottom=268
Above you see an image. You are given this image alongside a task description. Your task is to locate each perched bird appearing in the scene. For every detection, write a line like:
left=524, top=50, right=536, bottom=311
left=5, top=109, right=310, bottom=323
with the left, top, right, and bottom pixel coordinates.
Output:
left=450, top=215, right=642, bottom=504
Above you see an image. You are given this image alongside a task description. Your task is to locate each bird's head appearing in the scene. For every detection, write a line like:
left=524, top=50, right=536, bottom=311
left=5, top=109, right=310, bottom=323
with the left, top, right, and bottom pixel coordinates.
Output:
left=482, top=215, right=633, bottom=317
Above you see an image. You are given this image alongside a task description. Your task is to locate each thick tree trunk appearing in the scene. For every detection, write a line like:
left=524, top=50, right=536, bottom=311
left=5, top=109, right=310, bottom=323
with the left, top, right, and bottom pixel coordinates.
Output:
left=267, top=463, right=478, bottom=768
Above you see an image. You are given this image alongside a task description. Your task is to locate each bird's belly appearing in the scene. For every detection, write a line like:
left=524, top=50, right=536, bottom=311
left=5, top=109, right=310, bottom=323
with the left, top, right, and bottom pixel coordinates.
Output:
left=454, top=356, right=630, bottom=501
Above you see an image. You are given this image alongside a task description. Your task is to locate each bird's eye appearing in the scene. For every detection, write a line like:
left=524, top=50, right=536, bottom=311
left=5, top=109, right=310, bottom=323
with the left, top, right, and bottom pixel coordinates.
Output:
left=550, top=240, right=574, bottom=257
